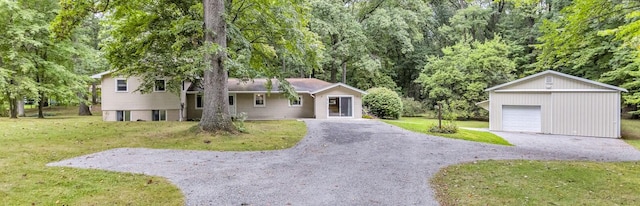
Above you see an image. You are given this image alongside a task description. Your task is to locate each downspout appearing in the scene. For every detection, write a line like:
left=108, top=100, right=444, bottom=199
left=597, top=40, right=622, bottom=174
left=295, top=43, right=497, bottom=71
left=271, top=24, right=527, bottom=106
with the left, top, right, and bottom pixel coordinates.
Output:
left=310, top=93, right=316, bottom=118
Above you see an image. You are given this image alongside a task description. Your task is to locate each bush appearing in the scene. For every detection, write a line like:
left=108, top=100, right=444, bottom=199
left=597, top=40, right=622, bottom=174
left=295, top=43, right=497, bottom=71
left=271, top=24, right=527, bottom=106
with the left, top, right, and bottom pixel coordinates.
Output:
left=363, top=87, right=403, bottom=119
left=233, top=112, right=248, bottom=133
left=401, top=97, right=426, bottom=117
left=428, top=122, right=458, bottom=134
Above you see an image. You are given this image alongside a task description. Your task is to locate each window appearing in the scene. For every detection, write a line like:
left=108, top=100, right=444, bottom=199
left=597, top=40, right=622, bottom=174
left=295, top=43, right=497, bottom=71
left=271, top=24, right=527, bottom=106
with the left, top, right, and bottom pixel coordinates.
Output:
left=254, top=94, right=265, bottom=107
left=116, top=79, right=127, bottom=92
left=152, top=110, right=167, bottom=121
left=328, top=96, right=353, bottom=117
left=289, top=96, right=302, bottom=107
left=196, top=94, right=203, bottom=109
left=116, top=110, right=131, bottom=121
left=228, top=95, right=234, bottom=106
left=545, top=76, right=553, bottom=84
left=154, top=79, right=166, bottom=92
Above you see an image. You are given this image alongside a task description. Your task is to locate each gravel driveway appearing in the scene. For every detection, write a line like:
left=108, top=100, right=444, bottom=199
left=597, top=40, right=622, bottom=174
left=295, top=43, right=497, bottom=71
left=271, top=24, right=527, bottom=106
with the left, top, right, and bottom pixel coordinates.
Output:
left=47, top=119, right=640, bottom=205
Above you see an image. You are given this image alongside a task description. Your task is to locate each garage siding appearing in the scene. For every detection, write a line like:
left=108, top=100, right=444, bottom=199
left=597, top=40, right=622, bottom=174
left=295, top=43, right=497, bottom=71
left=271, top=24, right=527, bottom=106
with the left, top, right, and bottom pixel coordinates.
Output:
left=501, top=74, right=609, bottom=90
left=489, top=92, right=552, bottom=133
left=487, top=71, right=625, bottom=138
left=551, top=92, right=620, bottom=138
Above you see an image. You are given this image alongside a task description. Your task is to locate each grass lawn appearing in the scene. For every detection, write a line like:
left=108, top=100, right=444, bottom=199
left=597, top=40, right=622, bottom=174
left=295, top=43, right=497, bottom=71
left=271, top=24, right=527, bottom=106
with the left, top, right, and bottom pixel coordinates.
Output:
left=432, top=160, right=640, bottom=205
left=382, top=117, right=511, bottom=146
left=0, top=106, right=306, bottom=205
left=622, top=119, right=640, bottom=150
left=432, top=118, right=640, bottom=205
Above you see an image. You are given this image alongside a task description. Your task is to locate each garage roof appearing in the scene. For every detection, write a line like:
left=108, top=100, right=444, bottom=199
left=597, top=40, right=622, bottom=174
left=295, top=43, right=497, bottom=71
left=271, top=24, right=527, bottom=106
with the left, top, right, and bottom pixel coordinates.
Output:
left=485, top=70, right=628, bottom=92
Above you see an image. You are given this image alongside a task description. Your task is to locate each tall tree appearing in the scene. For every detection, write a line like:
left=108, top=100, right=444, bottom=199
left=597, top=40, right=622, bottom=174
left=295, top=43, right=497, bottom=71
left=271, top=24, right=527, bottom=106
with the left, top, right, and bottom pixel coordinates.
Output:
left=200, top=0, right=233, bottom=131
left=53, top=0, right=320, bottom=131
left=535, top=0, right=640, bottom=114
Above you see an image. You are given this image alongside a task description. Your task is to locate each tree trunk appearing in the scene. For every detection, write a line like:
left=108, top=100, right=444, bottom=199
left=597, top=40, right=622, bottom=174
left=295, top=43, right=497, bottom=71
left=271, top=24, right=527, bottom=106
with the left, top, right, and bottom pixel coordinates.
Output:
left=199, top=0, right=235, bottom=132
left=91, top=81, right=98, bottom=104
left=341, top=61, right=347, bottom=83
left=37, top=93, right=45, bottom=118
left=78, top=92, right=92, bottom=116
left=9, top=97, right=18, bottom=119
left=17, top=98, right=25, bottom=117
left=330, top=66, right=338, bottom=83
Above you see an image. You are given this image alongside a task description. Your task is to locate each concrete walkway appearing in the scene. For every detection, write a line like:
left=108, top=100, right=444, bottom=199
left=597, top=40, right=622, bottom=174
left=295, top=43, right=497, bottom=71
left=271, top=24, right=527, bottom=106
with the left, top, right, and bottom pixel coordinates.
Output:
left=47, top=120, right=640, bottom=205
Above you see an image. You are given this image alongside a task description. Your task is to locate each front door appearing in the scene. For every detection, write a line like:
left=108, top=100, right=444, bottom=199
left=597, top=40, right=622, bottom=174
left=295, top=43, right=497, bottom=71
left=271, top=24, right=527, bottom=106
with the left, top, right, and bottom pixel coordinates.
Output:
left=229, top=94, right=236, bottom=116
left=328, top=96, right=353, bottom=117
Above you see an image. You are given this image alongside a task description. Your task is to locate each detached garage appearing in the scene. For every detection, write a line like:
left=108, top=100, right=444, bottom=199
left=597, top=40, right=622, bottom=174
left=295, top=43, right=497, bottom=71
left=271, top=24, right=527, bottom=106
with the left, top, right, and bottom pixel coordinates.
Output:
left=481, top=70, right=627, bottom=138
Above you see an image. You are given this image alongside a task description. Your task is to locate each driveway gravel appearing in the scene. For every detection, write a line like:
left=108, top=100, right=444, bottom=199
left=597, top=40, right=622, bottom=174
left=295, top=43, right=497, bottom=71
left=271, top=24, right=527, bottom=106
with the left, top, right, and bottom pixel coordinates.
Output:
left=47, top=119, right=640, bottom=205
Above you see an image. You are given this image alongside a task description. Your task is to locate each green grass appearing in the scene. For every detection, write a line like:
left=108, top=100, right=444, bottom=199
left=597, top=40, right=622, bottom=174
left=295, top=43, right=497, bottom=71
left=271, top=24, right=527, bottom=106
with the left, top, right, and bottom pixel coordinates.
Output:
left=393, top=117, right=489, bottom=128
left=622, top=119, right=640, bottom=150
left=382, top=117, right=510, bottom=146
left=432, top=160, right=640, bottom=206
left=0, top=106, right=307, bottom=205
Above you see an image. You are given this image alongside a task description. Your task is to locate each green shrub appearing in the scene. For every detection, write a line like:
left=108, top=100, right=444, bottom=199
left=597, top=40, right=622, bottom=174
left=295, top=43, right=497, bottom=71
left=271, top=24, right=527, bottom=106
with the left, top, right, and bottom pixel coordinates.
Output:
left=233, top=112, right=248, bottom=133
left=428, top=122, right=458, bottom=134
left=363, top=87, right=403, bottom=119
left=401, top=97, right=426, bottom=117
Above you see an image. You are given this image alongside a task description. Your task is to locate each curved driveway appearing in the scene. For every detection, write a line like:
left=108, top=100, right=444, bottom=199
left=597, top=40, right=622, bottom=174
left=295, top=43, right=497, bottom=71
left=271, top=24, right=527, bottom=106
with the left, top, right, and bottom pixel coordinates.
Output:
left=48, top=119, right=640, bottom=205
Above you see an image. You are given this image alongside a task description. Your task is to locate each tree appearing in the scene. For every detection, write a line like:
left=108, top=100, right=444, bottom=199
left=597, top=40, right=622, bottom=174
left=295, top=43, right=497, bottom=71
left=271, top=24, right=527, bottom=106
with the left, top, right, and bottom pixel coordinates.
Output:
left=535, top=0, right=640, bottom=114
left=416, top=38, right=516, bottom=119
left=53, top=0, right=320, bottom=131
left=200, top=0, right=233, bottom=131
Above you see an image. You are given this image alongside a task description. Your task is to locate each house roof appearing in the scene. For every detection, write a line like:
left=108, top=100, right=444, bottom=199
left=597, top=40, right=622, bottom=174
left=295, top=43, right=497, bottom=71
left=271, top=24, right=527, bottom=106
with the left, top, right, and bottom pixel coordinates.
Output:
left=310, top=82, right=367, bottom=94
left=90, top=70, right=114, bottom=79
left=227, top=78, right=334, bottom=93
left=485, top=70, right=628, bottom=92
left=189, top=78, right=367, bottom=94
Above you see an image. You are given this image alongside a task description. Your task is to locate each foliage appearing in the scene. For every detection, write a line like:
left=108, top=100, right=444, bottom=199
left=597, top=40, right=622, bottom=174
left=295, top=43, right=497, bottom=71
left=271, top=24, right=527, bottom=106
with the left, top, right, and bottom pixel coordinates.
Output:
left=0, top=106, right=307, bottom=204
left=0, top=0, right=90, bottom=118
left=232, top=112, right=248, bottom=133
left=536, top=0, right=640, bottom=110
left=401, top=97, right=426, bottom=117
left=416, top=38, right=515, bottom=119
left=432, top=160, right=640, bottom=205
left=428, top=122, right=458, bottom=134
left=363, top=87, right=403, bottom=119
left=30, top=0, right=640, bottom=120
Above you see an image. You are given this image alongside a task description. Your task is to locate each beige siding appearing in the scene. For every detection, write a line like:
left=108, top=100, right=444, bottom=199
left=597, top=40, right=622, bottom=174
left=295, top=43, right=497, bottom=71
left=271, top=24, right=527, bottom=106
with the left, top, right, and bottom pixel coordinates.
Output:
left=551, top=92, right=620, bottom=138
left=314, top=86, right=363, bottom=119
left=235, top=93, right=315, bottom=119
left=490, top=91, right=622, bottom=138
left=489, top=92, right=552, bottom=133
left=101, top=74, right=181, bottom=111
left=186, top=93, right=314, bottom=120
left=502, top=74, right=608, bottom=90
left=186, top=94, right=202, bottom=120
left=102, top=109, right=180, bottom=121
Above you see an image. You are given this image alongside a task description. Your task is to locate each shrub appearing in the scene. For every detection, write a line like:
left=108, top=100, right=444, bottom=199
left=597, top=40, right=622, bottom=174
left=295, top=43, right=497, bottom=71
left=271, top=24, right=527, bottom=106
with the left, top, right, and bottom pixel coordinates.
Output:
left=401, top=97, right=426, bottom=117
left=233, top=112, right=248, bottom=133
left=428, top=122, right=458, bottom=134
left=363, top=87, right=403, bottom=119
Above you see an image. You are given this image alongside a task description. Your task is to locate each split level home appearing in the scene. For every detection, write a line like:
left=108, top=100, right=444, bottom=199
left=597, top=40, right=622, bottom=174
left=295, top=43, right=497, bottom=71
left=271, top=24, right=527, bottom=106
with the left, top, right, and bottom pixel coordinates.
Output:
left=91, top=71, right=366, bottom=121
left=477, top=70, right=627, bottom=138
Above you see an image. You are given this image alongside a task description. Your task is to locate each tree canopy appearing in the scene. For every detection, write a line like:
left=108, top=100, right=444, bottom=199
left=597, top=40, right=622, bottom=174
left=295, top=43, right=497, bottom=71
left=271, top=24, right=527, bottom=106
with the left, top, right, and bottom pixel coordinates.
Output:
left=2, top=0, right=638, bottom=119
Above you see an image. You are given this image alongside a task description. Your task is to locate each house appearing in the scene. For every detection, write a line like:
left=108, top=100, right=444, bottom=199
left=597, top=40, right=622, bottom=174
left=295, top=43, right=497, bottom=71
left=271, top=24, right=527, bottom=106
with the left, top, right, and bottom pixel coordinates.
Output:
left=478, top=70, right=627, bottom=138
left=91, top=71, right=366, bottom=121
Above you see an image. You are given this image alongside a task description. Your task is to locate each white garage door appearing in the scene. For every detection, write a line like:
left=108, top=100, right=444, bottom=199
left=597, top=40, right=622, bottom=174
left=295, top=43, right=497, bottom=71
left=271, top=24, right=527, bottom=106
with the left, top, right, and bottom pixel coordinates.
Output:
left=502, top=105, right=541, bottom=133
